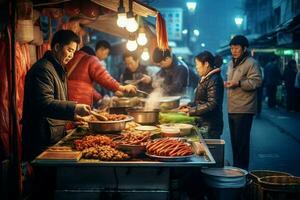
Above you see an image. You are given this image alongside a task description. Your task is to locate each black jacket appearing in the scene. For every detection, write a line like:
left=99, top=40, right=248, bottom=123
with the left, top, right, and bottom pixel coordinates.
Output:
left=121, top=64, right=153, bottom=93
left=22, top=51, right=76, bottom=161
left=155, top=57, right=188, bottom=96
left=189, top=69, right=224, bottom=138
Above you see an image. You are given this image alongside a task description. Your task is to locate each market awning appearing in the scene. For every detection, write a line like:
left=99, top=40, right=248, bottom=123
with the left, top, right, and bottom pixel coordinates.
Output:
left=91, top=0, right=158, bottom=18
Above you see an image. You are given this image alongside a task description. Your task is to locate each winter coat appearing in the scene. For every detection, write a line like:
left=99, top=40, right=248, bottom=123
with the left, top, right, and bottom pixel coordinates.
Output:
left=66, top=51, right=120, bottom=106
left=121, top=64, right=153, bottom=93
left=264, top=61, right=282, bottom=86
left=189, top=69, right=224, bottom=138
left=227, top=55, right=262, bottom=114
left=22, top=51, right=76, bottom=161
left=155, top=57, right=188, bottom=96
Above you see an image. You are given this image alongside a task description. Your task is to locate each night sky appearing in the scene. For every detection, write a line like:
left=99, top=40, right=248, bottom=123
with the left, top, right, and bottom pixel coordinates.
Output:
left=146, top=0, right=243, bottom=53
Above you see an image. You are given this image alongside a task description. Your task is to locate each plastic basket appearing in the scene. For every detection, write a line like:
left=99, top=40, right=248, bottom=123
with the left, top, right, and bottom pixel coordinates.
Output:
left=247, top=170, right=292, bottom=200
left=259, top=176, right=300, bottom=200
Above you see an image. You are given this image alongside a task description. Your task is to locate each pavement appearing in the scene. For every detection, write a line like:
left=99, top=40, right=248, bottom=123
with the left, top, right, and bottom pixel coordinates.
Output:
left=221, top=102, right=300, bottom=176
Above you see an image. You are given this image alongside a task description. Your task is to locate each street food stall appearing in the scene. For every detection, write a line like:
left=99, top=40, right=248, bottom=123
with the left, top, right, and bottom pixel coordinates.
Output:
left=32, top=108, right=216, bottom=199
left=0, top=1, right=221, bottom=200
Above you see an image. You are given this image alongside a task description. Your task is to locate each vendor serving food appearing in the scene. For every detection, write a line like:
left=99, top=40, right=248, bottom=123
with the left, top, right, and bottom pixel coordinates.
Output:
left=179, top=51, right=224, bottom=139
left=22, top=30, right=92, bottom=161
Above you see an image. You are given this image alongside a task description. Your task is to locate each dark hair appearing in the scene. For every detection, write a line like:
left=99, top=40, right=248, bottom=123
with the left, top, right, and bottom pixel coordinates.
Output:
left=80, top=46, right=96, bottom=56
left=229, top=35, right=249, bottom=47
left=123, top=51, right=138, bottom=61
left=95, top=40, right=111, bottom=51
left=152, top=47, right=171, bottom=63
left=51, top=30, right=80, bottom=49
left=287, top=59, right=297, bottom=70
left=195, top=51, right=215, bottom=67
left=214, top=54, right=223, bottom=68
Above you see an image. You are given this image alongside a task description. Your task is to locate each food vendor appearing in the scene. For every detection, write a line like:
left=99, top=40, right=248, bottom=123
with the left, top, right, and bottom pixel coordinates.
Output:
left=152, top=47, right=188, bottom=96
left=22, top=30, right=91, bottom=162
left=120, top=51, right=153, bottom=93
left=66, top=46, right=137, bottom=107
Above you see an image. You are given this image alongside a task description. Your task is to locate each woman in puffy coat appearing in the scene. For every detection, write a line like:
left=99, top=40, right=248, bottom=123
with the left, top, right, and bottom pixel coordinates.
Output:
left=66, top=46, right=136, bottom=106
left=180, top=51, right=224, bottom=139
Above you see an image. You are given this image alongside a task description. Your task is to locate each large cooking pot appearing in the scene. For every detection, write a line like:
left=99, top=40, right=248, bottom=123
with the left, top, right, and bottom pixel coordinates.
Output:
left=113, top=97, right=141, bottom=108
left=88, top=117, right=133, bottom=133
left=140, top=96, right=181, bottom=111
left=127, top=108, right=160, bottom=125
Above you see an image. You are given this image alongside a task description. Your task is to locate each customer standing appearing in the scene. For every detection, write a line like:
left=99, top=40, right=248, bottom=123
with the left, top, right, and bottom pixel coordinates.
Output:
left=180, top=51, right=224, bottom=139
left=283, top=59, right=298, bottom=111
left=225, top=35, right=262, bottom=170
left=264, top=56, right=282, bottom=108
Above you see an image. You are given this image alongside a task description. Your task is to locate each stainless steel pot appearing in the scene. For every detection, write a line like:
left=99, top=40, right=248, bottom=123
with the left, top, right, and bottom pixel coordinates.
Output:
left=127, top=108, right=160, bottom=125
left=113, top=97, right=141, bottom=108
left=88, top=117, right=133, bottom=133
left=159, top=96, right=181, bottom=110
left=140, top=96, right=181, bottom=111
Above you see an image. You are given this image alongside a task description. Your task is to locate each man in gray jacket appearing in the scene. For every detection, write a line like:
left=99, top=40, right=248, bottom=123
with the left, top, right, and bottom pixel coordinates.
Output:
left=225, top=35, right=262, bottom=170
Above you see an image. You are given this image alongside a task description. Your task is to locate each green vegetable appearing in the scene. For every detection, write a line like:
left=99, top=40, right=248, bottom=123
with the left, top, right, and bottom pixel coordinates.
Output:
left=159, top=113, right=197, bottom=124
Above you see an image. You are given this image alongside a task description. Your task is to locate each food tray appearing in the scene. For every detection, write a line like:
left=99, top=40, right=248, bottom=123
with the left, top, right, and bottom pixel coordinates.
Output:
left=145, top=152, right=195, bottom=162
left=88, top=116, right=133, bottom=133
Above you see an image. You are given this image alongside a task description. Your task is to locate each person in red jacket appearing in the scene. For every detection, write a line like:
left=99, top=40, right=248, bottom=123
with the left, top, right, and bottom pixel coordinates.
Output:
left=66, top=46, right=136, bottom=106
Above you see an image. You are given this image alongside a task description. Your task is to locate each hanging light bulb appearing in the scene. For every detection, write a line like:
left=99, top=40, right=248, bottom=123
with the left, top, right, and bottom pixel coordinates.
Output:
left=126, top=39, right=138, bottom=51
left=125, top=0, right=138, bottom=32
left=117, top=0, right=127, bottom=28
left=141, top=48, right=150, bottom=61
left=126, top=14, right=138, bottom=32
left=137, top=28, right=148, bottom=46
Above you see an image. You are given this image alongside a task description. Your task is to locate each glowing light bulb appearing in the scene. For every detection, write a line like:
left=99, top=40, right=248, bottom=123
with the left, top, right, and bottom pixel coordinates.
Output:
left=126, top=39, right=138, bottom=51
left=126, top=17, right=138, bottom=32
left=117, top=13, right=127, bottom=28
left=141, top=49, right=150, bottom=61
left=137, top=32, right=148, bottom=46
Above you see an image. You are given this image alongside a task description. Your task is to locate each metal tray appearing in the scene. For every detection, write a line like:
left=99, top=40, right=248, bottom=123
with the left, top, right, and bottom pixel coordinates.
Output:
left=145, top=137, right=195, bottom=162
left=145, top=152, right=195, bottom=162
left=88, top=116, right=133, bottom=133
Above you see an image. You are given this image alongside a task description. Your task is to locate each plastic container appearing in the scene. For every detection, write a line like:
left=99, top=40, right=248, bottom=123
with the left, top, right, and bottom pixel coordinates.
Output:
left=161, top=127, right=180, bottom=137
left=247, top=170, right=292, bottom=200
left=258, top=176, right=300, bottom=200
left=201, top=166, right=248, bottom=200
left=204, top=139, right=225, bottom=168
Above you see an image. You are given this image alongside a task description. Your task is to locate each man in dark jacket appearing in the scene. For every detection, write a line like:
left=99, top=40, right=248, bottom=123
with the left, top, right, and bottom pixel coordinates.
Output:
left=121, top=51, right=153, bottom=93
left=264, top=56, right=282, bottom=108
left=152, top=48, right=188, bottom=96
left=22, top=30, right=91, bottom=162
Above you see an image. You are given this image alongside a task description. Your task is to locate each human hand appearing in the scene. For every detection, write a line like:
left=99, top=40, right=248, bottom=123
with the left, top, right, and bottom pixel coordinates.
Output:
left=74, top=104, right=91, bottom=116
left=119, top=84, right=137, bottom=93
left=179, top=105, right=190, bottom=113
left=224, top=80, right=239, bottom=88
left=140, top=74, right=152, bottom=84
left=114, top=90, right=124, bottom=97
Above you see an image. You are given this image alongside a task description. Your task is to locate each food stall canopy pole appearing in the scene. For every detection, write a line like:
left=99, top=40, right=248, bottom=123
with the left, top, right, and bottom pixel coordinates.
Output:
left=91, top=0, right=158, bottom=17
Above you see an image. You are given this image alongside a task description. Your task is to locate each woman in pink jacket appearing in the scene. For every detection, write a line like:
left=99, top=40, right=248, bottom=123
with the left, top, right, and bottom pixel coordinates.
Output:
left=66, top=46, right=136, bottom=106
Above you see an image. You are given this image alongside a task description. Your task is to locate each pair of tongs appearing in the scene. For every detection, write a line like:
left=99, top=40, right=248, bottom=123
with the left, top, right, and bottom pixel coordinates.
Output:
left=136, top=89, right=149, bottom=96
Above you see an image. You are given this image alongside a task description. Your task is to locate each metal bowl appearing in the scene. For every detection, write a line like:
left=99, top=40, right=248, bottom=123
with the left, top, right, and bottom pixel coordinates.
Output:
left=113, top=97, right=141, bottom=108
left=88, top=117, right=133, bottom=133
left=127, top=108, right=160, bottom=125
left=159, top=96, right=181, bottom=110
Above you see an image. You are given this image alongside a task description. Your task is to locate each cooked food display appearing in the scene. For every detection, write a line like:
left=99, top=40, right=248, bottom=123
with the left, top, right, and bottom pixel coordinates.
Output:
left=116, top=131, right=151, bottom=146
left=74, top=135, right=115, bottom=151
left=124, top=121, right=141, bottom=132
left=82, top=145, right=129, bottom=161
left=146, top=138, right=193, bottom=157
left=89, top=112, right=128, bottom=121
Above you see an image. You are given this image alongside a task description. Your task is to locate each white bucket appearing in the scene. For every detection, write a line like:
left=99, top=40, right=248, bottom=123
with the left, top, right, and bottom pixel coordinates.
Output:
left=16, top=20, right=34, bottom=43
